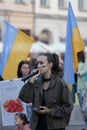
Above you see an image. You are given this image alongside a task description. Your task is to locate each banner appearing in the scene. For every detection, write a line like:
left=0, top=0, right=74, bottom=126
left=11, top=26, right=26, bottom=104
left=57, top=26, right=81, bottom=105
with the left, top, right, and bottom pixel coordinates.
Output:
left=0, top=79, right=27, bottom=126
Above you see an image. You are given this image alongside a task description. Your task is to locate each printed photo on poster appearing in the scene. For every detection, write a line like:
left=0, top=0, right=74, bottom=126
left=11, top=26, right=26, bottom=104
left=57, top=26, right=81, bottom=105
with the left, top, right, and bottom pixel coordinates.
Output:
left=0, top=79, right=27, bottom=126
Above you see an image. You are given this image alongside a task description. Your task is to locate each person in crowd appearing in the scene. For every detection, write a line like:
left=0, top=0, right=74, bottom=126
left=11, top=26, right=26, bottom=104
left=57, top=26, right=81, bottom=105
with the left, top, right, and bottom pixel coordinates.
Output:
left=59, top=52, right=64, bottom=68
left=29, top=58, right=39, bottom=70
left=76, top=51, right=87, bottom=110
left=0, top=75, right=4, bottom=81
left=17, top=60, right=32, bottom=121
left=30, top=28, right=65, bottom=66
left=30, top=29, right=53, bottom=59
left=71, top=73, right=77, bottom=103
left=15, top=113, right=31, bottom=130
left=17, top=60, right=30, bottom=78
left=19, top=53, right=73, bottom=130
left=58, top=52, right=65, bottom=78
left=38, top=29, right=53, bottom=44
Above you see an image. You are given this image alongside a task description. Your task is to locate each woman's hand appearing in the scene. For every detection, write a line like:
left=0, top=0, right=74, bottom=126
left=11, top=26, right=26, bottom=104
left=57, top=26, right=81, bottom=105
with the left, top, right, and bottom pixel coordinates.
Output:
left=38, top=106, right=50, bottom=114
left=30, top=69, right=40, bottom=83
left=76, top=71, right=80, bottom=76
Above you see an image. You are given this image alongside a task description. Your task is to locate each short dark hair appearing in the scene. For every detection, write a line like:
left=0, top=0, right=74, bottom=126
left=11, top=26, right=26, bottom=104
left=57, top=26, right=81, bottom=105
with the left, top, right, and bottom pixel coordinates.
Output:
left=15, top=113, right=29, bottom=125
left=77, top=51, right=85, bottom=63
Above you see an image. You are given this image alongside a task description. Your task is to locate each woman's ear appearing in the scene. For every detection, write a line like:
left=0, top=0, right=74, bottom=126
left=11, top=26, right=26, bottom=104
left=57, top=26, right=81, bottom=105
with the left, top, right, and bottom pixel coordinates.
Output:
left=49, top=62, right=53, bottom=68
left=21, top=120, right=24, bottom=124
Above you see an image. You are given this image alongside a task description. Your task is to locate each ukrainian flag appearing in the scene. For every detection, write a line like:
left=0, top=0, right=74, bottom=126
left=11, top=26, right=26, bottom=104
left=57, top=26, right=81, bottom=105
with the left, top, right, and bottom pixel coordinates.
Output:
left=0, top=21, right=34, bottom=80
left=64, top=2, right=84, bottom=85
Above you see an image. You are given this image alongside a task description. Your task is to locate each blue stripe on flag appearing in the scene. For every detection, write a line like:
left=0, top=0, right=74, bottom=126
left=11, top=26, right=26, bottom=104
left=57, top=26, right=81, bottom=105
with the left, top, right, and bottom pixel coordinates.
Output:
left=64, top=2, right=74, bottom=84
left=0, top=21, right=18, bottom=75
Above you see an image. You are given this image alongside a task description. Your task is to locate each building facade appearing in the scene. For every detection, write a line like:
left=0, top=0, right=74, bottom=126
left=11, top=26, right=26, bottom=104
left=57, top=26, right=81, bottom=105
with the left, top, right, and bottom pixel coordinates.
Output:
left=0, top=0, right=34, bottom=39
left=34, top=0, right=87, bottom=49
left=0, top=0, right=87, bottom=53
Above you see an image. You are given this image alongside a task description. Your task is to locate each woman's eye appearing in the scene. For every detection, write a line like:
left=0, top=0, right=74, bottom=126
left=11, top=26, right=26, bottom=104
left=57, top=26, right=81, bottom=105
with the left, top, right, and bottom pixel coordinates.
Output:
left=38, top=62, right=44, bottom=64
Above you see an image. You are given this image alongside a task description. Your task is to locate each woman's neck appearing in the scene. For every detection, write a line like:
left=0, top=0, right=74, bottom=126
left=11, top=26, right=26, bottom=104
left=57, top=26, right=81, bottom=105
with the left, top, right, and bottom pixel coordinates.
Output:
left=43, top=71, right=51, bottom=79
left=18, top=124, right=23, bottom=129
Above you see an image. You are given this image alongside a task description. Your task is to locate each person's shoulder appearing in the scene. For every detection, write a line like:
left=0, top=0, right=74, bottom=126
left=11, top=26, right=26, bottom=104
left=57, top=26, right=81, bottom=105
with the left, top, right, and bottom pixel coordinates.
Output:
left=23, top=124, right=31, bottom=130
left=15, top=127, right=19, bottom=130
left=32, top=41, right=45, bottom=46
left=30, top=41, right=38, bottom=50
left=30, top=41, right=47, bottom=52
left=56, top=76, right=67, bottom=86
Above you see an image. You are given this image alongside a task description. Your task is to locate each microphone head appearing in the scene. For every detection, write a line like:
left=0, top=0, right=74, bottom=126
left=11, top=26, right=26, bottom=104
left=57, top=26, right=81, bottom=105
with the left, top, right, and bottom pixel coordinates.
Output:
left=21, top=70, right=39, bottom=82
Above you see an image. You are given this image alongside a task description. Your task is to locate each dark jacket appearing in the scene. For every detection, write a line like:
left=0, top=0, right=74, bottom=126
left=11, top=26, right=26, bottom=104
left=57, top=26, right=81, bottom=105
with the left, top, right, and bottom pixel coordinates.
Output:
left=19, top=75, right=73, bottom=130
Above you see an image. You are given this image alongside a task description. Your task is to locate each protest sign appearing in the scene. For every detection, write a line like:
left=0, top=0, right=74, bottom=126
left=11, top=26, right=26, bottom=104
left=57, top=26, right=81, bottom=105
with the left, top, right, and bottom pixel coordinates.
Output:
left=0, top=79, right=27, bottom=126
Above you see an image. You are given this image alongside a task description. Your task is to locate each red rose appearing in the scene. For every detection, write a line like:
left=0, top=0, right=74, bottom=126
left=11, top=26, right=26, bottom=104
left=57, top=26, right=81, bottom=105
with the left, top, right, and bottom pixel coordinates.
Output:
left=16, top=106, right=24, bottom=112
left=15, top=98, right=20, bottom=105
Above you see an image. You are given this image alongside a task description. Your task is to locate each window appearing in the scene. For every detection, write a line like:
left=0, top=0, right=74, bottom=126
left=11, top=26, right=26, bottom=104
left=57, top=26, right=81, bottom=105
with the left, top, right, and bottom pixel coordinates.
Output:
left=83, top=39, right=87, bottom=46
left=79, top=0, right=87, bottom=11
left=58, top=0, right=67, bottom=9
left=40, top=0, right=49, bottom=7
left=15, top=0, right=26, bottom=4
left=59, top=37, right=65, bottom=44
left=0, top=0, right=4, bottom=2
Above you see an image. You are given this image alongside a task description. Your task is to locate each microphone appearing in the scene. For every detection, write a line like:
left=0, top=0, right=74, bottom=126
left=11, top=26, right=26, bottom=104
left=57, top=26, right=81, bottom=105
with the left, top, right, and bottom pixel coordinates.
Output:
left=21, top=70, right=39, bottom=82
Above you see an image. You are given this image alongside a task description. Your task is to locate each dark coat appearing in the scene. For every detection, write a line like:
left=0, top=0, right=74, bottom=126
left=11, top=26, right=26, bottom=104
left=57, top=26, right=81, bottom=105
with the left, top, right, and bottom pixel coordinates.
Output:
left=19, top=75, right=73, bottom=130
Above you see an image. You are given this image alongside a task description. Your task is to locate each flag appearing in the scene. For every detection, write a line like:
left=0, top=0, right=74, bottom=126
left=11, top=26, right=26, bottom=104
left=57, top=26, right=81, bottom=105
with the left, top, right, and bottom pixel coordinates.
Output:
left=64, top=2, right=84, bottom=84
left=0, top=21, right=34, bottom=80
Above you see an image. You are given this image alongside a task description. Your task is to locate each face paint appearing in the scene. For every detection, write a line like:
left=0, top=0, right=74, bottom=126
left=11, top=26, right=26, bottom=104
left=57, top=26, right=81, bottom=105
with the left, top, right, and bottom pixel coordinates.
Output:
left=42, top=65, right=46, bottom=68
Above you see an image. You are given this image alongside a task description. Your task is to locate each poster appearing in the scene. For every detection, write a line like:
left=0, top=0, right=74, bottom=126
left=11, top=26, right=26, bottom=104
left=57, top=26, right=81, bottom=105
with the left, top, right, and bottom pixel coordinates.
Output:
left=0, top=79, right=27, bottom=126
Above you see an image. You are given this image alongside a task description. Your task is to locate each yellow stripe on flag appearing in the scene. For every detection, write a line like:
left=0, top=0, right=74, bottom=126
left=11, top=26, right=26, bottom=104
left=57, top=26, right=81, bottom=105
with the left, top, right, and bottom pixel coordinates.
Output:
left=2, top=30, right=34, bottom=79
left=72, top=27, right=84, bottom=72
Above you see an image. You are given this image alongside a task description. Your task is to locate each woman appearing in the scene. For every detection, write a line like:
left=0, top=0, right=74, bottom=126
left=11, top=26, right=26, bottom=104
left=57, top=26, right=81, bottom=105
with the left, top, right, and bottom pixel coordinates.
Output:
left=19, top=53, right=73, bottom=130
left=77, top=51, right=87, bottom=109
left=17, top=60, right=30, bottom=78
left=17, top=60, right=32, bottom=121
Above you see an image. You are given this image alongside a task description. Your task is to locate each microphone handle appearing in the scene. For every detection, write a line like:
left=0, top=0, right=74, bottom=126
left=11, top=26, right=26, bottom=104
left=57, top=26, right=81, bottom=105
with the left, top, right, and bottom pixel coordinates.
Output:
left=21, top=70, right=39, bottom=81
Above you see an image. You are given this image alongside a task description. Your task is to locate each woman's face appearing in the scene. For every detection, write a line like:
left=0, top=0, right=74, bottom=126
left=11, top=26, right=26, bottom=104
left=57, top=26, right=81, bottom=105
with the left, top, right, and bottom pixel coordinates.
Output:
left=37, top=55, right=52, bottom=75
left=20, top=63, right=30, bottom=76
left=15, top=115, right=23, bottom=126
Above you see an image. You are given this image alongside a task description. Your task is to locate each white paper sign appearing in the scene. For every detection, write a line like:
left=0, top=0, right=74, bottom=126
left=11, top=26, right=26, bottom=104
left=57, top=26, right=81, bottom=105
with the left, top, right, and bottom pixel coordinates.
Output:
left=0, top=79, right=27, bottom=126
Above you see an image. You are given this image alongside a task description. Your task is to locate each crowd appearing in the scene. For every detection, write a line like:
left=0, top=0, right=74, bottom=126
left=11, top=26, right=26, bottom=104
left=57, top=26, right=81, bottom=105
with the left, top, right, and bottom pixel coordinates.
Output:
left=0, top=29, right=87, bottom=130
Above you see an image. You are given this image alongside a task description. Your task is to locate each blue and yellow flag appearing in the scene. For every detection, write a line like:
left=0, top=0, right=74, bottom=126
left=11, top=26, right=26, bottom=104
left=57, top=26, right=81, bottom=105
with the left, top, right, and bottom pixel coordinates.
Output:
left=64, top=2, right=84, bottom=84
left=0, top=21, right=34, bottom=79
